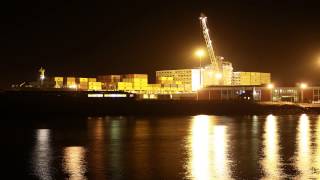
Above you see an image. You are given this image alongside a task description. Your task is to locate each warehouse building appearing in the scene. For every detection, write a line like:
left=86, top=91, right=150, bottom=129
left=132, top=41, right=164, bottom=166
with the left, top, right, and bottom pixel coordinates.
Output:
left=197, top=86, right=320, bottom=103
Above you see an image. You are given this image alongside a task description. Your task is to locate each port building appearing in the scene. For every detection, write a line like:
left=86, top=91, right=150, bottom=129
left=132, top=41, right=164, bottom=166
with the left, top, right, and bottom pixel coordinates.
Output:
left=197, top=85, right=320, bottom=103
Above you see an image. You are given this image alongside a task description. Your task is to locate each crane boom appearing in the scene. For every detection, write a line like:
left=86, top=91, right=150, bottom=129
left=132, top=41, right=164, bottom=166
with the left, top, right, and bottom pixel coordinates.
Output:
left=199, top=13, right=221, bottom=73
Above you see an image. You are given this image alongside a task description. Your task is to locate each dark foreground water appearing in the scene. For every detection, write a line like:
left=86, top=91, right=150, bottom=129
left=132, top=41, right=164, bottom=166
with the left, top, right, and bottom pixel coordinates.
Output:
left=2, top=114, right=320, bottom=179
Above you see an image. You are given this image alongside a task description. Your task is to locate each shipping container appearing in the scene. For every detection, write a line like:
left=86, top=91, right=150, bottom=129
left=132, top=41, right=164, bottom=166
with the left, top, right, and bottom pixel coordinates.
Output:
left=88, top=78, right=96, bottom=82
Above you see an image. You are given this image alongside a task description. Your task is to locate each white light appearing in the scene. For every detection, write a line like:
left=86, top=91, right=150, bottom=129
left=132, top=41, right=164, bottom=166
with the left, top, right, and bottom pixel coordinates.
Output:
left=267, top=83, right=274, bottom=89
left=215, top=73, right=222, bottom=80
left=104, top=94, right=127, bottom=98
left=300, top=83, right=307, bottom=89
left=88, top=94, right=103, bottom=98
left=195, top=49, right=205, bottom=58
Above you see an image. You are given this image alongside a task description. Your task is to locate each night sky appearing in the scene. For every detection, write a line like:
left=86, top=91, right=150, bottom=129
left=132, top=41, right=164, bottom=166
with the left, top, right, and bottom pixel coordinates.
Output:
left=1, top=0, right=320, bottom=88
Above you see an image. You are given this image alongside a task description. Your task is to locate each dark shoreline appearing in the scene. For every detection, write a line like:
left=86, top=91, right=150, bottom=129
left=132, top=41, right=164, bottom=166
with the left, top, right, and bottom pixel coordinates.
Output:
left=1, top=91, right=319, bottom=117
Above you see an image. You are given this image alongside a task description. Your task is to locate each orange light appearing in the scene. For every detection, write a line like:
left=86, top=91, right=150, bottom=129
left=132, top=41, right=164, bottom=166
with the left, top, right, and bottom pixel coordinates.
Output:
left=195, top=49, right=205, bottom=59
left=267, top=83, right=274, bottom=89
left=300, top=83, right=307, bottom=89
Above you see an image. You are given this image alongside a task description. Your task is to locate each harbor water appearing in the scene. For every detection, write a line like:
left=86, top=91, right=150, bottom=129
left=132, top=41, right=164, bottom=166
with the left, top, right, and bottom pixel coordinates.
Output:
left=2, top=114, right=320, bottom=179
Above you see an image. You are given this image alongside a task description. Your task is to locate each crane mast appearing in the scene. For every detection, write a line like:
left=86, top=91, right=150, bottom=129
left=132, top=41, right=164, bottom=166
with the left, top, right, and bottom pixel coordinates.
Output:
left=199, top=13, right=221, bottom=74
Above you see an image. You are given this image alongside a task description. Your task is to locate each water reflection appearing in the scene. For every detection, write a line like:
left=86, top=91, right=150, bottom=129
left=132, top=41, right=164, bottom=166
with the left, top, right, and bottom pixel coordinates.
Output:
left=63, top=146, right=87, bottom=180
left=187, top=115, right=231, bottom=180
left=295, top=114, right=312, bottom=178
left=88, top=118, right=106, bottom=179
left=110, top=120, right=122, bottom=178
left=314, top=115, right=320, bottom=177
left=32, top=129, right=52, bottom=180
left=261, top=114, right=282, bottom=179
left=133, top=120, right=151, bottom=178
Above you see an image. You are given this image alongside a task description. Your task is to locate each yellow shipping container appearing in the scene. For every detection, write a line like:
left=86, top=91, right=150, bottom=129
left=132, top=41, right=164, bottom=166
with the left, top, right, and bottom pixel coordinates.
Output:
left=67, top=77, right=76, bottom=87
left=125, top=74, right=148, bottom=79
left=88, top=82, right=102, bottom=91
left=88, top=78, right=96, bottom=82
left=54, top=77, right=63, bottom=82
left=67, top=77, right=76, bottom=81
left=80, top=78, right=88, bottom=82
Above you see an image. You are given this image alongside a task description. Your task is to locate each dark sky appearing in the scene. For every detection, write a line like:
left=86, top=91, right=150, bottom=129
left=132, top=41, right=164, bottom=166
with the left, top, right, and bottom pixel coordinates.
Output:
left=1, top=0, right=320, bottom=88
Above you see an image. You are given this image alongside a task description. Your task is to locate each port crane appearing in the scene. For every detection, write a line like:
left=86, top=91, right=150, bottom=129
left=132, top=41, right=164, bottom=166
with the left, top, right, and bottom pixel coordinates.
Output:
left=199, top=13, right=222, bottom=82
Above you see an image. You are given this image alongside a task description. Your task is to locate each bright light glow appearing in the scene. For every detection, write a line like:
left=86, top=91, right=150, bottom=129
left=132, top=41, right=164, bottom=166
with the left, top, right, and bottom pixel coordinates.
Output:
left=40, top=75, right=45, bottom=80
left=195, top=49, right=205, bottom=58
left=215, top=73, right=222, bottom=80
left=261, top=115, right=282, bottom=179
left=317, top=57, right=320, bottom=66
left=300, top=83, right=307, bottom=89
left=63, top=146, right=86, bottom=180
left=267, top=83, right=274, bottom=89
left=88, top=94, right=103, bottom=98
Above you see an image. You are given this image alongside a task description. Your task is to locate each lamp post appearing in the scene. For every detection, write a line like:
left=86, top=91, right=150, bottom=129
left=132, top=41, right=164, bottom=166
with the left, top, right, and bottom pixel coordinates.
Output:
left=195, top=49, right=205, bottom=101
left=300, top=83, right=307, bottom=103
left=195, top=49, right=205, bottom=89
left=39, top=67, right=45, bottom=88
left=267, top=83, right=274, bottom=102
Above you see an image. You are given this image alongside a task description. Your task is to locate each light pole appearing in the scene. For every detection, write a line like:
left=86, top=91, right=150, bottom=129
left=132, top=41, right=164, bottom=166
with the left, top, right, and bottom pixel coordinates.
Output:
left=39, top=67, right=45, bottom=88
left=300, top=83, right=307, bottom=103
left=195, top=49, right=205, bottom=101
left=267, top=83, right=274, bottom=102
left=195, top=49, right=205, bottom=89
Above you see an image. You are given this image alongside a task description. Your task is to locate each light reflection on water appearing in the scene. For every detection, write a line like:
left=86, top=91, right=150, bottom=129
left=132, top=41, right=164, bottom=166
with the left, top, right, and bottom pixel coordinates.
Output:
left=27, top=114, right=320, bottom=179
left=187, top=115, right=231, bottom=180
left=63, top=146, right=87, bottom=180
left=296, top=114, right=312, bottom=178
left=261, top=114, right=282, bottom=179
left=32, top=129, right=52, bottom=180
left=314, top=116, right=320, bottom=177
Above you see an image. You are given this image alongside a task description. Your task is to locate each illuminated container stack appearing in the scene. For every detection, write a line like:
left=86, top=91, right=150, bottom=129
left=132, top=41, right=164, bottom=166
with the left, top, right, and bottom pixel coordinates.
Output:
left=147, top=84, right=161, bottom=93
left=88, top=82, right=102, bottom=91
left=87, top=78, right=101, bottom=91
left=97, top=75, right=121, bottom=90
left=232, top=72, right=271, bottom=86
left=156, top=69, right=200, bottom=92
left=54, top=77, right=63, bottom=88
left=156, top=77, right=185, bottom=93
left=117, top=82, right=133, bottom=91
left=122, top=74, right=148, bottom=91
left=66, top=77, right=77, bottom=89
left=79, top=78, right=88, bottom=90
